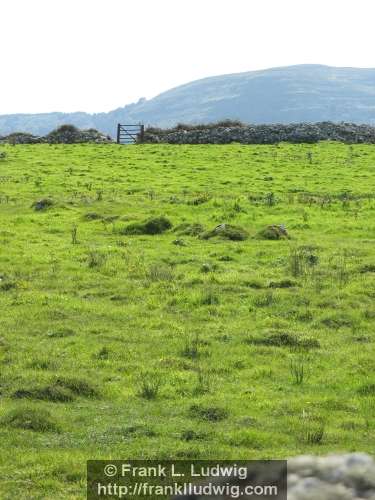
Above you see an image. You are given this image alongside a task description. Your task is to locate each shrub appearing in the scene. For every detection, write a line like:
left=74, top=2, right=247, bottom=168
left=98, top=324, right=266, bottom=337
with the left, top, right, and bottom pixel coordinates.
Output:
left=32, top=198, right=54, bottom=211
left=200, top=223, right=248, bottom=241
left=256, top=224, right=289, bottom=240
left=1, top=407, right=60, bottom=432
left=122, top=216, right=172, bottom=235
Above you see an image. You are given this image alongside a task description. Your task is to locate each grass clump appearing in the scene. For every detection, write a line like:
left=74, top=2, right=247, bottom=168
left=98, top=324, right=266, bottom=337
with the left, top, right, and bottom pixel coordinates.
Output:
left=256, top=224, right=289, bottom=240
left=246, top=332, right=320, bottom=349
left=189, top=404, right=228, bottom=422
left=122, top=216, right=172, bottom=235
left=54, top=377, right=99, bottom=398
left=200, top=223, right=248, bottom=241
left=12, top=376, right=98, bottom=402
left=1, top=407, right=60, bottom=432
left=31, top=198, right=54, bottom=211
left=268, top=279, right=297, bottom=288
left=174, top=222, right=205, bottom=236
left=137, top=373, right=161, bottom=400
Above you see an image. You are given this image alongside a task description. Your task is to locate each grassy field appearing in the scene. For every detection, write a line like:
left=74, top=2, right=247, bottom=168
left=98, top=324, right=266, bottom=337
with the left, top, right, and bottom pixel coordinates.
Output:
left=0, top=142, right=374, bottom=498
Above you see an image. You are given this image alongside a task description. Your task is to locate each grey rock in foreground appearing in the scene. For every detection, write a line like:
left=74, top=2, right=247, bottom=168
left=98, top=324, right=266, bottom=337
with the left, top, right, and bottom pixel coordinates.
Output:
left=288, top=453, right=375, bottom=500
left=173, top=454, right=375, bottom=499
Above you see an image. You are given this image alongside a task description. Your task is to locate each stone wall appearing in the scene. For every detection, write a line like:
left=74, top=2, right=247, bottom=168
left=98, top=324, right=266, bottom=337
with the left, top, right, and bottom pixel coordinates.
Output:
left=144, top=122, right=375, bottom=145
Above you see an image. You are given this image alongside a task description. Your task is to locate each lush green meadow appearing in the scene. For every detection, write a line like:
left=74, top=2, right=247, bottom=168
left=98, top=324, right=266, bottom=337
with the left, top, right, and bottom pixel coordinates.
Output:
left=0, top=142, right=375, bottom=498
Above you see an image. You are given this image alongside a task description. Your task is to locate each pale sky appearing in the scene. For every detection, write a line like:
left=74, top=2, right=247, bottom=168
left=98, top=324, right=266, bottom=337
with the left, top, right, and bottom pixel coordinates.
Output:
left=1, top=0, right=375, bottom=115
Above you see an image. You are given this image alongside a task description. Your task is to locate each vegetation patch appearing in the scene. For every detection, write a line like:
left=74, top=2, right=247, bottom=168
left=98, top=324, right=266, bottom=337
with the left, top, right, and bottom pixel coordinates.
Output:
left=256, top=224, right=290, bottom=240
left=189, top=404, right=229, bottom=422
left=174, top=222, right=205, bottom=236
left=1, top=407, right=60, bottom=432
left=200, top=223, right=248, bottom=241
left=246, top=332, right=320, bottom=349
left=32, top=198, right=54, bottom=211
left=122, top=216, right=172, bottom=235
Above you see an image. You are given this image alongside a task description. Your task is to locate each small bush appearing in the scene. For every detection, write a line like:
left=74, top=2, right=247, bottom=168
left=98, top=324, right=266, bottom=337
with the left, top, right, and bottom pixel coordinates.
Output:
left=122, top=216, right=172, bottom=235
left=257, top=225, right=289, bottom=240
left=32, top=198, right=54, bottom=211
left=200, top=223, right=248, bottom=241
left=1, top=407, right=60, bottom=432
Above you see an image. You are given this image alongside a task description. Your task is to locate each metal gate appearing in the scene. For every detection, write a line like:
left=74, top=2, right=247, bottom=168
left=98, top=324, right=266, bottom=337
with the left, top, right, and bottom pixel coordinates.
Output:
left=116, top=124, right=144, bottom=144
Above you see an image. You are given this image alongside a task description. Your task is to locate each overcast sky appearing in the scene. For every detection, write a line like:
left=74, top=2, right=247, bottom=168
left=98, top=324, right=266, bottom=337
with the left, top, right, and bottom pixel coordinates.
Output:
left=2, top=0, right=375, bottom=114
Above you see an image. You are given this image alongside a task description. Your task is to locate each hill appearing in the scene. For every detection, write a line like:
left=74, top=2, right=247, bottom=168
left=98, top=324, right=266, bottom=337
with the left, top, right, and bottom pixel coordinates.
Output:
left=2, top=65, right=375, bottom=136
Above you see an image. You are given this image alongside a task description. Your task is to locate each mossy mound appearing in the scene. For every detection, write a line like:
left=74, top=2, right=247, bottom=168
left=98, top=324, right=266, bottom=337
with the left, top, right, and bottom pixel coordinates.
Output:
left=200, top=223, right=248, bottom=241
left=257, top=224, right=290, bottom=240
left=174, top=222, right=205, bottom=236
left=122, top=216, right=172, bottom=235
left=12, top=377, right=99, bottom=403
left=1, top=407, right=60, bottom=432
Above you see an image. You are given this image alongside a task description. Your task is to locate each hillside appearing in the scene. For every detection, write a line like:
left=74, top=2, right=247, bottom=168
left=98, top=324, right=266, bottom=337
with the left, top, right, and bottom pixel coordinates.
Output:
left=2, top=65, right=375, bottom=137
left=0, top=142, right=375, bottom=497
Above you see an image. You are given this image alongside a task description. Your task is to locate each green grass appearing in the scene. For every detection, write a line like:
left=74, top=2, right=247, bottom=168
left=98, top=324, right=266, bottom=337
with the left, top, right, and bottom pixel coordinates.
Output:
left=0, top=141, right=374, bottom=498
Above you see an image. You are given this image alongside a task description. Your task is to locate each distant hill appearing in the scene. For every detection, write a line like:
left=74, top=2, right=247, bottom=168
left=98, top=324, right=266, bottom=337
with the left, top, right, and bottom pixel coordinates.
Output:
left=2, top=64, right=375, bottom=137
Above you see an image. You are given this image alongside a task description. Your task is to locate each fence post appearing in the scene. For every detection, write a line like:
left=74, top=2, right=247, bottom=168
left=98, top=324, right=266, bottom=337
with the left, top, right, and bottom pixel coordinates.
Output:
left=116, top=124, right=121, bottom=144
left=140, top=124, right=145, bottom=143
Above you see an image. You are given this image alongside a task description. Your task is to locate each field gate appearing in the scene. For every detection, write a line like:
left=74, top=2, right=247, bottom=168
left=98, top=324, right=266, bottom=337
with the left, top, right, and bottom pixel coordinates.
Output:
left=116, top=123, right=145, bottom=144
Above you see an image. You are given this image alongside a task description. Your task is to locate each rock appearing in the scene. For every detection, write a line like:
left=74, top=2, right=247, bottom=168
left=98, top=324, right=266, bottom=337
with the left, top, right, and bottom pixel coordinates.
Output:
left=0, top=126, right=113, bottom=144
left=173, top=453, right=375, bottom=500
left=45, top=125, right=112, bottom=144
